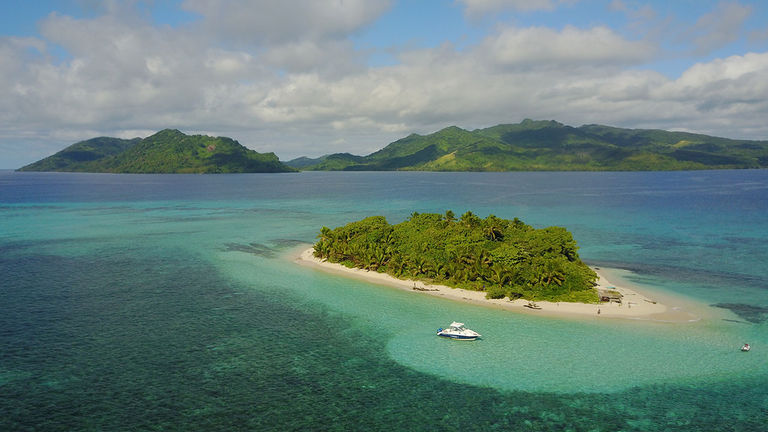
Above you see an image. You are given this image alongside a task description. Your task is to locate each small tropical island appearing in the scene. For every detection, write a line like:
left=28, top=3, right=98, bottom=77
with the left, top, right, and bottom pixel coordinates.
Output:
left=297, top=211, right=701, bottom=322
left=313, top=211, right=599, bottom=302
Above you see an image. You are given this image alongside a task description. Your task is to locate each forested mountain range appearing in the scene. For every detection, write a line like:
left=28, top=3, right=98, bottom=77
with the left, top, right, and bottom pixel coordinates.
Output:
left=19, top=129, right=295, bottom=173
left=288, top=119, right=768, bottom=171
left=20, top=121, right=768, bottom=173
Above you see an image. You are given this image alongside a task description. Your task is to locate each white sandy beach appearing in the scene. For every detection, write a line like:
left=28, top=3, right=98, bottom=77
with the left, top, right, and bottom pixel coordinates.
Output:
left=295, top=247, right=701, bottom=323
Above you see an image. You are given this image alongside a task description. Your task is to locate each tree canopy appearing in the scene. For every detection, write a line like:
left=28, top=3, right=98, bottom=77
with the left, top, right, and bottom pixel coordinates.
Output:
left=314, top=211, right=598, bottom=303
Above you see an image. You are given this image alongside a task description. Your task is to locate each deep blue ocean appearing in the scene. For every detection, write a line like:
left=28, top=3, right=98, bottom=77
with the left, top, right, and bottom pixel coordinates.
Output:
left=1, top=170, right=767, bottom=431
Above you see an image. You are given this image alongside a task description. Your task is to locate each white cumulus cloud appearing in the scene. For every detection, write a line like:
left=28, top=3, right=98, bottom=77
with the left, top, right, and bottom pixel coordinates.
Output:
left=181, top=0, right=390, bottom=44
left=458, top=0, right=572, bottom=15
left=1, top=1, right=767, bottom=168
left=478, top=25, right=656, bottom=68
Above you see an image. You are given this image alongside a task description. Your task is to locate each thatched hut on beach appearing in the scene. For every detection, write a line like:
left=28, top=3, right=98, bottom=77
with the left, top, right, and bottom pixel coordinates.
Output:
left=598, top=289, right=623, bottom=303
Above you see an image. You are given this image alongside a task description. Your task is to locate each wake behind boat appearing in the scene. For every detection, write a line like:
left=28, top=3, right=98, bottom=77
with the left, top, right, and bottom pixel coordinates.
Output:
left=437, top=322, right=481, bottom=341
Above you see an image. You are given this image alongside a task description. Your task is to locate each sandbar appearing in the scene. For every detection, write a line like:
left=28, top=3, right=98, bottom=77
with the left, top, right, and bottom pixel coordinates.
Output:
left=294, top=247, right=701, bottom=323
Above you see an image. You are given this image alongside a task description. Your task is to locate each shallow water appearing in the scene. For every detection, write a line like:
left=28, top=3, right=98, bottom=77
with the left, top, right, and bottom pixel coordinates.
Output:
left=1, top=170, right=767, bottom=430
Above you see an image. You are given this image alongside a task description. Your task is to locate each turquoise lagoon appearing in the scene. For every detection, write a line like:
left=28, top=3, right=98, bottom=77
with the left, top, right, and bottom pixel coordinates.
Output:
left=1, top=170, right=767, bottom=430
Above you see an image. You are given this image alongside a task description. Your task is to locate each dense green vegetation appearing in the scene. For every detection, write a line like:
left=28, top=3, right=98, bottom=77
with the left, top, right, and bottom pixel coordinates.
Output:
left=287, top=119, right=768, bottom=171
left=299, top=153, right=367, bottom=171
left=314, top=211, right=599, bottom=303
left=17, top=137, right=141, bottom=172
left=19, top=129, right=295, bottom=173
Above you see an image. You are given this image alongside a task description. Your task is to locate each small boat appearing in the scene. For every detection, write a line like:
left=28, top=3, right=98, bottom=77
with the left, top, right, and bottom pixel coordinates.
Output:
left=523, top=302, right=542, bottom=310
left=741, top=344, right=751, bottom=352
left=437, top=322, right=481, bottom=340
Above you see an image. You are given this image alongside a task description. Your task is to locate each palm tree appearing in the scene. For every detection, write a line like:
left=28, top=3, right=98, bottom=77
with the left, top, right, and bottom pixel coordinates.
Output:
left=460, top=211, right=480, bottom=228
left=373, top=248, right=387, bottom=270
left=361, top=248, right=378, bottom=270
left=319, top=226, right=332, bottom=243
left=445, top=210, right=456, bottom=223
left=384, top=230, right=396, bottom=247
left=433, top=261, right=448, bottom=280
left=411, top=256, right=432, bottom=276
left=542, top=259, right=565, bottom=287
left=479, top=249, right=493, bottom=267
left=488, top=263, right=511, bottom=287
left=388, top=254, right=406, bottom=277
left=445, top=260, right=461, bottom=283
left=485, top=223, right=503, bottom=241
left=313, top=241, right=330, bottom=259
left=450, top=265, right=469, bottom=284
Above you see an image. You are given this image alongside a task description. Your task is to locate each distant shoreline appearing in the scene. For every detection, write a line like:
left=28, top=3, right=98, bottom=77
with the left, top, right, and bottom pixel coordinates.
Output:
left=294, top=247, right=701, bottom=323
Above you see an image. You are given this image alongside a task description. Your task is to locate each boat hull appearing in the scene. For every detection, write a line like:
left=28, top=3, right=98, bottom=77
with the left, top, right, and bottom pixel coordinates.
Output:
left=436, top=322, right=481, bottom=340
left=436, top=332, right=479, bottom=341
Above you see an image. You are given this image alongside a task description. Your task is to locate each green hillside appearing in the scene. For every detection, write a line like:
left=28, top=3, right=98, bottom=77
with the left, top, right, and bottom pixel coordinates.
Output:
left=18, top=137, right=141, bottom=172
left=303, top=153, right=367, bottom=171
left=288, top=119, right=768, bottom=171
left=283, top=156, right=326, bottom=169
left=19, top=129, right=295, bottom=173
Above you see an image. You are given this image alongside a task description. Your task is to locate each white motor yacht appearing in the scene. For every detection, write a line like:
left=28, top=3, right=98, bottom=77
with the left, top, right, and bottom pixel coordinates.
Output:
left=436, top=322, right=481, bottom=340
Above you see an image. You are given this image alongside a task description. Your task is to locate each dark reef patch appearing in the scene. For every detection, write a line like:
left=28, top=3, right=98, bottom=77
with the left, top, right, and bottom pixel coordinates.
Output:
left=223, top=242, right=276, bottom=257
left=711, top=303, right=768, bottom=324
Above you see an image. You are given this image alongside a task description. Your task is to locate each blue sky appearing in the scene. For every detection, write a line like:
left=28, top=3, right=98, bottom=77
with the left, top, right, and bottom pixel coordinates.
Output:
left=1, top=0, right=767, bottom=167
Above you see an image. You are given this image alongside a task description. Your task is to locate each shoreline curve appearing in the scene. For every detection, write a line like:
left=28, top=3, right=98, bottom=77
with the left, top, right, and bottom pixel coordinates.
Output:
left=294, top=246, right=701, bottom=323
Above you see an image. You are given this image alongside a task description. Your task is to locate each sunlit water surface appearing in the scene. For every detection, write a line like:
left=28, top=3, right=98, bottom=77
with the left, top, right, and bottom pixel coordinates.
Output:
left=1, top=170, right=767, bottom=430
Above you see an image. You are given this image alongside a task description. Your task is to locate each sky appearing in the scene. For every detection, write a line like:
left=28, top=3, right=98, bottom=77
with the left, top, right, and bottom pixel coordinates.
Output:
left=1, top=0, right=767, bottom=168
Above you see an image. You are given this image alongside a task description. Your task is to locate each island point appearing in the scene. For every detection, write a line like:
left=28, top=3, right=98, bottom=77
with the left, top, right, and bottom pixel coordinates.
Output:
left=296, top=211, right=700, bottom=323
